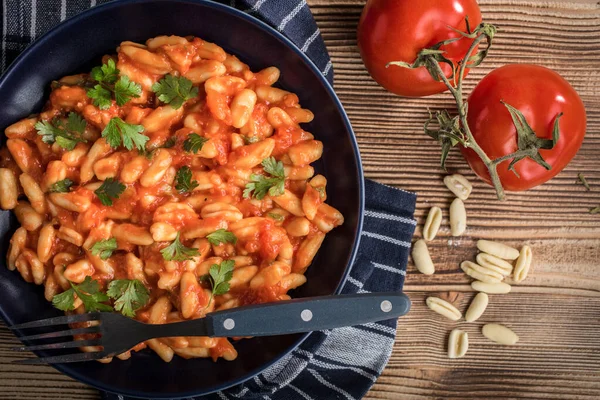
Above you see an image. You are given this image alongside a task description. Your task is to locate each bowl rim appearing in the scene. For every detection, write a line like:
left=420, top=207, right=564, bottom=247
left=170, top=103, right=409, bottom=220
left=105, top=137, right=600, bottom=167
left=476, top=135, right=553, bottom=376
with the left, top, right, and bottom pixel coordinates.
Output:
left=0, top=0, right=365, bottom=397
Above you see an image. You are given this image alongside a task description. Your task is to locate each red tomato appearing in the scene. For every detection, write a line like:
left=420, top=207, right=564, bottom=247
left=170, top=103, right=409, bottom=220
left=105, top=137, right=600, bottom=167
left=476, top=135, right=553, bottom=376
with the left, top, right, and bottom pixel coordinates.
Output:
left=357, top=0, right=482, bottom=97
left=463, top=64, right=586, bottom=191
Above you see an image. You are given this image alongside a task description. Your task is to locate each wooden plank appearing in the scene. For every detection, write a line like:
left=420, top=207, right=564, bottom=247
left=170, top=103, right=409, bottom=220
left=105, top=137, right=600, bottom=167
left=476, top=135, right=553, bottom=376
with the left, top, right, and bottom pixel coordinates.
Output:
left=0, top=0, right=599, bottom=398
left=307, top=0, right=600, bottom=398
left=313, top=0, right=600, bottom=399
left=365, top=292, right=600, bottom=400
left=0, top=322, right=99, bottom=399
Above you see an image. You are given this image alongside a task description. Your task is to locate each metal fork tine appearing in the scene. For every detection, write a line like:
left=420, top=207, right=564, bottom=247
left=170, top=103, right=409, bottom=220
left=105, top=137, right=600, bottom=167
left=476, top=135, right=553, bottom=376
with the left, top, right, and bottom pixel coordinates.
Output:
left=12, top=339, right=101, bottom=352
left=16, top=326, right=101, bottom=341
left=9, top=313, right=101, bottom=330
left=13, top=351, right=106, bottom=364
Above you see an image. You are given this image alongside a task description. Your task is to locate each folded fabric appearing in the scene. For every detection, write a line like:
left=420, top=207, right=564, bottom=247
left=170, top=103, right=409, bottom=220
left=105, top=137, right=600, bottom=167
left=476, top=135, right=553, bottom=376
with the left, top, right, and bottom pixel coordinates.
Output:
left=1, top=1, right=417, bottom=399
left=0, top=0, right=333, bottom=85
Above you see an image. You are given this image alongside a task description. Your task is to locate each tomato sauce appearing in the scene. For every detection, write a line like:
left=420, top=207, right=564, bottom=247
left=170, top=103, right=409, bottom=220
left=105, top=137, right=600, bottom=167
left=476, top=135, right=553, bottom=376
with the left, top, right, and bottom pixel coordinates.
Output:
left=0, top=34, right=344, bottom=363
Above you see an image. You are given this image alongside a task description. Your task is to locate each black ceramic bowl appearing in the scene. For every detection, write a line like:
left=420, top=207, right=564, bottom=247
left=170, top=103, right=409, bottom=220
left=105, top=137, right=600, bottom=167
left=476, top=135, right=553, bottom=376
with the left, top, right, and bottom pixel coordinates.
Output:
left=0, top=0, right=364, bottom=397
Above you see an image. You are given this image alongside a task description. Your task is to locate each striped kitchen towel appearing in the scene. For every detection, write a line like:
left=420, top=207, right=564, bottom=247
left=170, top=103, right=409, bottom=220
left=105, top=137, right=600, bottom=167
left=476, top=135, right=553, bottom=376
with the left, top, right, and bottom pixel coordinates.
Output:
left=0, top=0, right=333, bottom=85
left=1, top=0, right=417, bottom=399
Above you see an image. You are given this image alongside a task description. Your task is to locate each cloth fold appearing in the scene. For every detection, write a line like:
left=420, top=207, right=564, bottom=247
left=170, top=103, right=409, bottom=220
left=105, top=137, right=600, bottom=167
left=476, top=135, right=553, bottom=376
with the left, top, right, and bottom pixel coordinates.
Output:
left=0, top=0, right=333, bottom=85
left=1, top=1, right=417, bottom=399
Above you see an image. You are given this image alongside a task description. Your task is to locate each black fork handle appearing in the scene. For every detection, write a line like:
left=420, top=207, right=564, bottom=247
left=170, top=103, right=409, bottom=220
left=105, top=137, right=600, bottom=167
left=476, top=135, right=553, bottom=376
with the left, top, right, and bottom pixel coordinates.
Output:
left=145, top=292, right=410, bottom=339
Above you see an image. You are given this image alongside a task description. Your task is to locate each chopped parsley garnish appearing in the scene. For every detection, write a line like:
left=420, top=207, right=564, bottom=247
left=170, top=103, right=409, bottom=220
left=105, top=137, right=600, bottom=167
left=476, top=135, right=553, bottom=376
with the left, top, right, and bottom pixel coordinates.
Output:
left=52, top=276, right=150, bottom=318
left=107, top=279, right=150, bottom=318
left=162, top=136, right=178, bottom=149
left=206, top=229, right=238, bottom=246
left=201, top=260, right=234, bottom=306
left=267, top=212, right=285, bottom=222
left=35, top=112, right=88, bottom=150
left=175, top=166, right=199, bottom=193
left=113, top=75, right=142, bottom=106
left=48, top=178, right=74, bottom=193
left=87, top=85, right=113, bottom=110
left=52, top=276, right=113, bottom=312
left=89, top=238, right=118, bottom=260
left=183, top=133, right=208, bottom=154
left=94, top=178, right=126, bottom=206
left=160, top=232, right=200, bottom=261
left=243, top=157, right=286, bottom=200
left=87, top=59, right=142, bottom=109
left=151, top=74, right=199, bottom=109
left=102, top=117, right=148, bottom=151
left=90, top=59, right=119, bottom=84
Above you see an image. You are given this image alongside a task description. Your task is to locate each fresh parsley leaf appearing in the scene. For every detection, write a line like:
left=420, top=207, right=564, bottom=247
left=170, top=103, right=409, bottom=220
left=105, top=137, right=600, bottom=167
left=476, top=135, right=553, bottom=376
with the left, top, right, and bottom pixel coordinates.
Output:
left=202, top=260, right=235, bottom=306
left=48, top=179, right=74, bottom=193
left=51, top=289, right=77, bottom=311
left=35, top=113, right=87, bottom=150
left=52, top=276, right=113, bottom=313
left=162, top=136, right=178, bottom=148
left=183, top=133, right=208, bottom=154
left=119, top=124, right=147, bottom=151
left=114, top=75, right=142, bottom=106
left=140, top=137, right=175, bottom=159
left=90, top=238, right=118, bottom=260
left=175, top=166, right=199, bottom=193
left=590, top=206, right=600, bottom=215
left=107, top=279, right=150, bottom=318
left=55, top=136, right=79, bottom=151
left=87, top=59, right=142, bottom=109
left=94, top=178, right=126, bottom=206
left=267, top=212, right=285, bottom=222
left=87, top=85, right=113, bottom=110
left=262, top=157, right=285, bottom=178
left=209, top=260, right=234, bottom=295
left=66, top=111, right=87, bottom=133
left=35, top=121, right=62, bottom=144
left=75, top=277, right=113, bottom=312
left=206, top=229, right=238, bottom=246
left=243, top=157, right=286, bottom=200
left=160, top=232, right=200, bottom=261
left=90, top=59, right=119, bottom=84
left=102, top=117, right=148, bottom=151
left=151, top=74, right=199, bottom=109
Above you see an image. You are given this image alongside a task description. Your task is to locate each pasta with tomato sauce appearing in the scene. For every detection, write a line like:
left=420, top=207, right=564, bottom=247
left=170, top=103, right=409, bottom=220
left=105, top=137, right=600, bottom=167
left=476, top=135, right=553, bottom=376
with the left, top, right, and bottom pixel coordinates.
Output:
left=0, top=35, right=344, bottom=362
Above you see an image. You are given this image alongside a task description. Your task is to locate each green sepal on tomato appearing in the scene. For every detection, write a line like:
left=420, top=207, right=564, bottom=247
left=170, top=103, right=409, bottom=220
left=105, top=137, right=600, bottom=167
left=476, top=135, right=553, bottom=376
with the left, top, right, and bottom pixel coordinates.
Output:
left=464, top=64, right=587, bottom=191
left=357, top=0, right=482, bottom=97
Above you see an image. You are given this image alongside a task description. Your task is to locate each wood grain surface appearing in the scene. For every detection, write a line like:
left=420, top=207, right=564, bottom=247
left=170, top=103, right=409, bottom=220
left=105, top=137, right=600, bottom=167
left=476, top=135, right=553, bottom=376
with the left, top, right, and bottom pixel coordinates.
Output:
left=1, top=0, right=599, bottom=399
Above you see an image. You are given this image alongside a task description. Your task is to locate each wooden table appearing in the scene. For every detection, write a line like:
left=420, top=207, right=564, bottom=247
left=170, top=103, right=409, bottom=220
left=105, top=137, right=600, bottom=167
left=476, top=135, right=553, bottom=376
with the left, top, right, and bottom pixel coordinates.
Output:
left=1, top=0, right=599, bottom=398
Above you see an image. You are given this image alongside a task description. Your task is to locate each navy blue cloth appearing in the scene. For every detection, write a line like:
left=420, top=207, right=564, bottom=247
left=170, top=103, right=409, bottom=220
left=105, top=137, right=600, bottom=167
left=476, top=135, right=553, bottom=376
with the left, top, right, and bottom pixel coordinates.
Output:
left=1, top=1, right=417, bottom=399
left=0, top=0, right=333, bottom=86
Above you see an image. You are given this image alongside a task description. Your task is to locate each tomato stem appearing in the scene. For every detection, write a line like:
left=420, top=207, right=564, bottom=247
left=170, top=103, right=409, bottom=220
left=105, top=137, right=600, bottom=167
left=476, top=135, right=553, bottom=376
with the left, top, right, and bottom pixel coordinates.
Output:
left=491, top=149, right=537, bottom=166
left=391, top=22, right=555, bottom=201
left=426, top=35, right=506, bottom=200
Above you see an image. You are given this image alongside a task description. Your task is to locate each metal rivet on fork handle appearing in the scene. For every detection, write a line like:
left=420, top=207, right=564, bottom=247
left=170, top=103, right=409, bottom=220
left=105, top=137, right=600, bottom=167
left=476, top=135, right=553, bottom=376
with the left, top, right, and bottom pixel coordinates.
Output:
left=300, top=309, right=313, bottom=322
left=223, top=318, right=235, bottom=330
left=380, top=300, right=392, bottom=312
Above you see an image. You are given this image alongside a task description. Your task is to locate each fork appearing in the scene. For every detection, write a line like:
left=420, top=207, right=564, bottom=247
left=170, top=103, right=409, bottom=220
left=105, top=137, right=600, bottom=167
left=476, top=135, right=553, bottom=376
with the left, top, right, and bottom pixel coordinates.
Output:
left=10, top=292, right=410, bottom=364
